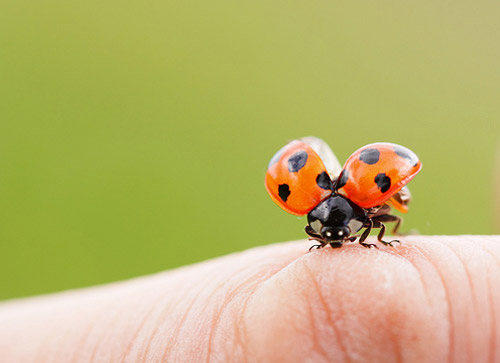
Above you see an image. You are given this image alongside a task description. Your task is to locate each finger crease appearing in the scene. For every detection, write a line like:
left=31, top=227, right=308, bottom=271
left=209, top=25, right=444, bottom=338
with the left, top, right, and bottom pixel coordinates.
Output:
left=303, top=263, right=349, bottom=363
left=411, top=244, right=453, bottom=363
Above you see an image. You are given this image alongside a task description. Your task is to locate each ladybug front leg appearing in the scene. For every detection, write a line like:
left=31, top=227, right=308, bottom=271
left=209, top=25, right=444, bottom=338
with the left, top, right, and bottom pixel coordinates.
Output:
left=305, top=225, right=319, bottom=238
left=372, top=220, right=401, bottom=247
left=358, top=219, right=378, bottom=249
left=308, top=243, right=324, bottom=251
left=372, top=213, right=403, bottom=236
left=305, top=226, right=328, bottom=251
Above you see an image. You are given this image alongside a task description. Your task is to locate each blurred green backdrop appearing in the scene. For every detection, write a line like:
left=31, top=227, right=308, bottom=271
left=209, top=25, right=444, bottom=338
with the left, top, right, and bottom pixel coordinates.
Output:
left=1, top=0, right=499, bottom=300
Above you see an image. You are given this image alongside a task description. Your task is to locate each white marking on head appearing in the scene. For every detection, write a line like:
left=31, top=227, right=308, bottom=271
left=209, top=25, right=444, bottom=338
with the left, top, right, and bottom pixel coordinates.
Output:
left=310, top=220, right=323, bottom=234
left=348, top=219, right=363, bottom=233
left=337, top=230, right=344, bottom=236
left=325, top=231, right=332, bottom=238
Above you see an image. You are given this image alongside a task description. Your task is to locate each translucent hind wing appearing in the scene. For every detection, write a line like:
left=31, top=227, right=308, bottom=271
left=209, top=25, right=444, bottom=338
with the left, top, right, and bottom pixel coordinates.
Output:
left=300, top=137, right=342, bottom=180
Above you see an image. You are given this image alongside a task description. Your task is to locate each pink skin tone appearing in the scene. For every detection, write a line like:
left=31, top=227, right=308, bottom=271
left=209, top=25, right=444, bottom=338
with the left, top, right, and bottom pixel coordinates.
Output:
left=1, top=236, right=500, bottom=362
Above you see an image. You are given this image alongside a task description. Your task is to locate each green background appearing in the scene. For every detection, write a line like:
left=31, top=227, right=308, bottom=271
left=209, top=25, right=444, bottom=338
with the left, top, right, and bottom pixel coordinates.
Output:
left=1, top=0, right=499, bottom=300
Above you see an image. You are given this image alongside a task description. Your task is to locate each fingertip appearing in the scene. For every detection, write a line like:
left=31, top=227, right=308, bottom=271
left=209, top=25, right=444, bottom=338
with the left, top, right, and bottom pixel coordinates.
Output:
left=1, top=236, right=499, bottom=362
left=243, top=236, right=500, bottom=362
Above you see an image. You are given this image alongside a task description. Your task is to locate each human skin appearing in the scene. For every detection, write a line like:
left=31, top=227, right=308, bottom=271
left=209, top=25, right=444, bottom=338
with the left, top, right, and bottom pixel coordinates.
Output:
left=0, top=236, right=499, bottom=362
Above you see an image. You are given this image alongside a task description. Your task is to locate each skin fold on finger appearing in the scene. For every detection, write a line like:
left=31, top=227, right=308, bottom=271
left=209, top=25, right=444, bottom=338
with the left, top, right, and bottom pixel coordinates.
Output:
left=0, top=236, right=500, bottom=363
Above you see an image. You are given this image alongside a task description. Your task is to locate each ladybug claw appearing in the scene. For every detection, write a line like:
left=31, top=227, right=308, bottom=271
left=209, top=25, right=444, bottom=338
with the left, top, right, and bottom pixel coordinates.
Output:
left=381, top=240, right=401, bottom=247
left=360, top=242, right=378, bottom=249
left=308, top=244, right=323, bottom=252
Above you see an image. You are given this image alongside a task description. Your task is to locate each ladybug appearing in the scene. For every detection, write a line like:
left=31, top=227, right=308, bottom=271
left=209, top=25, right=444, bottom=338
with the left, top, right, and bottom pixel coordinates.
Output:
left=265, top=137, right=422, bottom=249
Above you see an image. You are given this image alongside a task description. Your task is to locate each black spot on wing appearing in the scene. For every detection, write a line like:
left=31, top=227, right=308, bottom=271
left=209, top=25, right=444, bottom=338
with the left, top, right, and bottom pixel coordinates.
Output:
left=316, top=171, right=332, bottom=190
left=278, top=184, right=291, bottom=202
left=336, top=169, right=349, bottom=189
left=359, top=148, right=380, bottom=165
left=393, top=145, right=419, bottom=167
left=288, top=151, right=308, bottom=172
left=374, top=173, right=391, bottom=193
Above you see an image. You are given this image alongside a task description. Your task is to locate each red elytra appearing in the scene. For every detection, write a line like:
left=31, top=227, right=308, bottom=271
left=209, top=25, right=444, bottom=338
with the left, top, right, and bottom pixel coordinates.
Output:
left=265, top=140, right=332, bottom=216
left=336, top=143, right=422, bottom=209
left=265, top=140, right=421, bottom=214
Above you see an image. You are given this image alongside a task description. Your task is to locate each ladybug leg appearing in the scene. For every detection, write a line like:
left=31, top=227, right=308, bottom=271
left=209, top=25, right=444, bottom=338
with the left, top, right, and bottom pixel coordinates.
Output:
left=358, top=219, right=378, bottom=249
left=373, top=221, right=401, bottom=247
left=391, top=216, right=402, bottom=236
left=372, top=214, right=403, bottom=242
left=307, top=235, right=327, bottom=251
left=305, top=226, right=327, bottom=251
left=371, top=214, right=402, bottom=232
left=348, top=234, right=360, bottom=242
left=308, top=241, right=327, bottom=251
left=305, top=225, right=320, bottom=238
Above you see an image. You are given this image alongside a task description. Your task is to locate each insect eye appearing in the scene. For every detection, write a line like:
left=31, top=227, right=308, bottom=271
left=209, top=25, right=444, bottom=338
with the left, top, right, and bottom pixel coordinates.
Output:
left=321, top=227, right=348, bottom=240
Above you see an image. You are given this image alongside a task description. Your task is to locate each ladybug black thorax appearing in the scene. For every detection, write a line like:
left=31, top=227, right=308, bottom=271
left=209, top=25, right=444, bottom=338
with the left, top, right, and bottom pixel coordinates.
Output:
left=307, top=194, right=366, bottom=241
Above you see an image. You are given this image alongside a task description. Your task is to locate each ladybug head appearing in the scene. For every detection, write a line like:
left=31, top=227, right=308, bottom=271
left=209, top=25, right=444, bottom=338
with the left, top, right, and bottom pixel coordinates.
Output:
left=307, top=194, right=366, bottom=243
